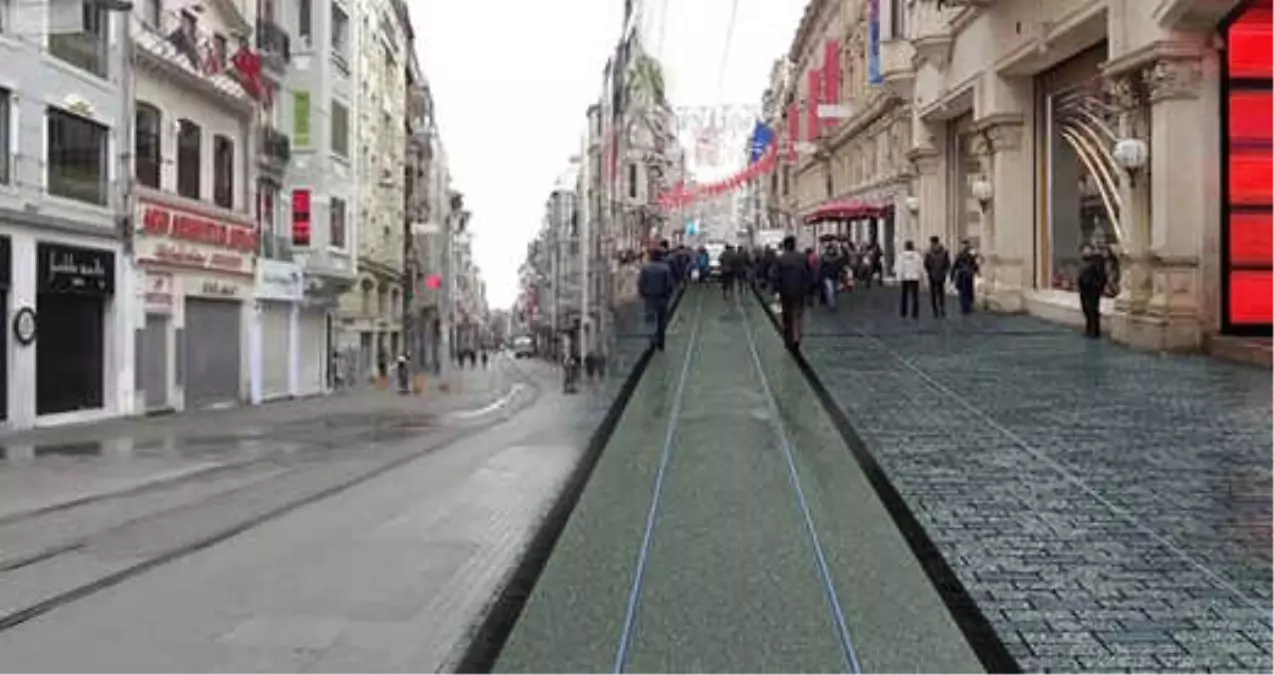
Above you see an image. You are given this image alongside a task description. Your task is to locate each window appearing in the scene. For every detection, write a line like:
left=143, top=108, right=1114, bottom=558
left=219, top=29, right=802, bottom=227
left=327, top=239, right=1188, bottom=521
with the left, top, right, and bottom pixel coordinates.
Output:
left=134, top=103, right=161, bottom=189
left=331, top=4, right=349, bottom=69
left=627, top=163, right=637, bottom=199
left=330, top=197, right=346, bottom=249
left=176, top=119, right=201, bottom=200
left=143, top=0, right=162, bottom=27
left=213, top=33, right=228, bottom=71
left=888, top=0, right=905, bottom=40
left=50, top=1, right=108, bottom=77
left=0, top=89, right=9, bottom=185
left=293, top=91, right=311, bottom=146
left=331, top=100, right=349, bottom=158
left=297, top=0, right=310, bottom=42
left=213, top=135, right=234, bottom=209
left=47, top=108, right=107, bottom=205
left=360, top=279, right=372, bottom=314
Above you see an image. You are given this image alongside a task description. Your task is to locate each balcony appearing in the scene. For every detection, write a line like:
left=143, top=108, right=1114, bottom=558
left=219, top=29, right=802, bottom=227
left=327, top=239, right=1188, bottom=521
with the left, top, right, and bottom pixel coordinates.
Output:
left=880, top=39, right=917, bottom=99
left=260, top=126, right=291, bottom=170
left=256, top=20, right=291, bottom=72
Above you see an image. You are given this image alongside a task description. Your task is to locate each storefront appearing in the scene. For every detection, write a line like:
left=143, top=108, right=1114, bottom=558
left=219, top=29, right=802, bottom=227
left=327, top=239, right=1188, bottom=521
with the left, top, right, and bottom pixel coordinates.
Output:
left=0, top=237, right=10, bottom=421
left=35, top=242, right=115, bottom=416
left=297, top=304, right=328, bottom=397
left=1035, top=43, right=1122, bottom=299
left=133, top=193, right=256, bottom=411
left=252, top=259, right=303, bottom=403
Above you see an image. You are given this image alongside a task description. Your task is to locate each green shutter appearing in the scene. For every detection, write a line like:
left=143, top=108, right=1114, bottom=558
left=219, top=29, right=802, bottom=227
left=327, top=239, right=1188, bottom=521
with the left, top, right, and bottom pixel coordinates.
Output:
left=294, top=91, right=311, bottom=147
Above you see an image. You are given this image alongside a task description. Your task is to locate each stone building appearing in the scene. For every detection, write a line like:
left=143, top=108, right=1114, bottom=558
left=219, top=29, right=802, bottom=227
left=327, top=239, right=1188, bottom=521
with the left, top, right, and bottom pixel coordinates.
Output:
left=888, top=0, right=1271, bottom=351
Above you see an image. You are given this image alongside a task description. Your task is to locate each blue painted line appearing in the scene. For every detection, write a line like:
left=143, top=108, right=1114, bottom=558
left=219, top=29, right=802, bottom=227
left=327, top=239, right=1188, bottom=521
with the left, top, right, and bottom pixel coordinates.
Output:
left=612, top=291, right=704, bottom=674
left=739, top=295, right=863, bottom=674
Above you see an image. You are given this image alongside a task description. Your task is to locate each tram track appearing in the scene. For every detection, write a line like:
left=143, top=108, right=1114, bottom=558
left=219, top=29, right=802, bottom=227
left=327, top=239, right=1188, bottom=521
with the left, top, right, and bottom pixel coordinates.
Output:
left=0, top=365, right=540, bottom=635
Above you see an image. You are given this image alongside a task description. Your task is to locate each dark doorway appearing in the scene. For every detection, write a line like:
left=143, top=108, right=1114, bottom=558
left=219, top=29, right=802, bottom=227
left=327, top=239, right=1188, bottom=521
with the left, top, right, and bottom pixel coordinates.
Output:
left=36, top=293, right=105, bottom=414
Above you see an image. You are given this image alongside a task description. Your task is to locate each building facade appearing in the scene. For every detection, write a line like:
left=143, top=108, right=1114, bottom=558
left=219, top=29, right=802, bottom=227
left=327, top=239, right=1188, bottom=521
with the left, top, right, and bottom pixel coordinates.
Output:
left=0, top=0, right=133, bottom=428
left=888, top=0, right=1271, bottom=350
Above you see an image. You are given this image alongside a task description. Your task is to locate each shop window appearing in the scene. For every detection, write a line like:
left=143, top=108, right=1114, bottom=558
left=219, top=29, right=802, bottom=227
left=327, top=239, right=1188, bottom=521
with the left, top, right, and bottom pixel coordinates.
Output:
left=135, top=102, right=162, bottom=189
left=330, top=197, right=347, bottom=248
left=49, top=1, right=107, bottom=78
left=176, top=119, right=201, bottom=200
left=213, top=134, right=234, bottom=209
left=47, top=108, right=107, bottom=206
left=331, top=99, right=349, bottom=158
left=1038, top=46, right=1121, bottom=297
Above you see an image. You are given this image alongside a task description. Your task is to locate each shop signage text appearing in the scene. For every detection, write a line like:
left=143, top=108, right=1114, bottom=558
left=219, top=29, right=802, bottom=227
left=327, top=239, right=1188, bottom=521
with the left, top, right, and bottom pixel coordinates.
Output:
left=38, top=243, right=115, bottom=295
left=139, top=202, right=259, bottom=252
left=257, top=260, right=303, bottom=301
left=189, top=277, right=245, bottom=299
left=143, top=272, right=174, bottom=310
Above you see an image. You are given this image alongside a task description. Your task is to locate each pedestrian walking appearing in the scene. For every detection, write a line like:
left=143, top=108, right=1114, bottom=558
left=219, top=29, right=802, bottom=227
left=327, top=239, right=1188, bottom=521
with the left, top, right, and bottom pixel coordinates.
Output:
left=396, top=354, right=411, bottom=394
left=770, top=235, right=813, bottom=352
left=923, top=236, right=951, bottom=318
left=805, top=247, right=821, bottom=308
left=480, top=350, right=489, bottom=369
left=895, top=240, right=923, bottom=320
left=819, top=244, right=845, bottom=311
left=952, top=240, right=980, bottom=315
left=1077, top=243, right=1108, bottom=338
left=639, top=246, right=676, bottom=351
left=720, top=245, right=737, bottom=299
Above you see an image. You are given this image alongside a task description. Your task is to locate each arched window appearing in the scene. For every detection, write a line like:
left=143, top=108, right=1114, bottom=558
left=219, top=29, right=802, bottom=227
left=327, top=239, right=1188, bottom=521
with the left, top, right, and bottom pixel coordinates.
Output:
left=135, top=102, right=161, bottom=189
left=361, top=278, right=374, bottom=315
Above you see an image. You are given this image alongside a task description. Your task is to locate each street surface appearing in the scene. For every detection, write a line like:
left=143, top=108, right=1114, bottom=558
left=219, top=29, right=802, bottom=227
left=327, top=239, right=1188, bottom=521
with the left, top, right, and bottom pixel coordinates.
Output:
left=795, top=287, right=1273, bottom=673
left=499, top=288, right=984, bottom=673
left=0, top=346, right=636, bottom=672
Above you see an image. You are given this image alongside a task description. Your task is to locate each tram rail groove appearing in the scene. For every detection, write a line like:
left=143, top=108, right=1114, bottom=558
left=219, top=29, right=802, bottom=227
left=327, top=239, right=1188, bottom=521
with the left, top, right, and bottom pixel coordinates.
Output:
left=453, top=290, right=690, bottom=674
left=0, top=367, right=540, bottom=636
left=750, top=286, right=1021, bottom=674
left=737, top=294, right=862, bottom=673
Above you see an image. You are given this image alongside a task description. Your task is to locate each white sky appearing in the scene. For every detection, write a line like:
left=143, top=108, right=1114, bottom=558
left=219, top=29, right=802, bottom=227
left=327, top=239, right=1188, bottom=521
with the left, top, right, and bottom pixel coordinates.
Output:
left=411, top=0, right=807, bottom=309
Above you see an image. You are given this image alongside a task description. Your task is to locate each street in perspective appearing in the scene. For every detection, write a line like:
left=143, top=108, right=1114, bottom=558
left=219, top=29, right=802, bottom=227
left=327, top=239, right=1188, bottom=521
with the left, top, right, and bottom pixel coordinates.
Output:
left=0, top=0, right=1270, bottom=672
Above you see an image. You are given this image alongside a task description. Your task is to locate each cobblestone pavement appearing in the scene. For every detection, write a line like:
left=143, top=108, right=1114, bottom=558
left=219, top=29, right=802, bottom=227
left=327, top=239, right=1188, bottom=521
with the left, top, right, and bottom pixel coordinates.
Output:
left=792, top=286, right=1272, bottom=673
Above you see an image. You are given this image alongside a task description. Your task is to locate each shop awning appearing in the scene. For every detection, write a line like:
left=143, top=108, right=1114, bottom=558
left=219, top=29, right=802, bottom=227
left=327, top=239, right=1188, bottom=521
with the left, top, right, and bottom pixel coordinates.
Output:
left=802, top=201, right=892, bottom=224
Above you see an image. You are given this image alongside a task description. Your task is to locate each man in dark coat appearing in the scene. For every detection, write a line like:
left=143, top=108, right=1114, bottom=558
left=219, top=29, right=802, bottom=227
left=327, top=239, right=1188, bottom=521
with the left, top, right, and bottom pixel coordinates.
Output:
left=923, top=236, right=951, bottom=318
left=639, top=246, right=676, bottom=351
left=769, top=235, right=812, bottom=352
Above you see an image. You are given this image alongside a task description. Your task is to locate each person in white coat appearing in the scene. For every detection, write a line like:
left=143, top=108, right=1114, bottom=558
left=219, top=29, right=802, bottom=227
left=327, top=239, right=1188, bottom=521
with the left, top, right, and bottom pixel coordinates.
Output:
left=895, top=240, right=924, bottom=319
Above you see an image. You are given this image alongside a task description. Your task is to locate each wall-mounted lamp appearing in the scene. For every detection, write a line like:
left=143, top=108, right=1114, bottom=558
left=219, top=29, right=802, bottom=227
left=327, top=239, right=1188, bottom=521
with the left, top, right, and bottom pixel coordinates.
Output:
left=1112, top=137, right=1149, bottom=188
left=905, top=195, right=920, bottom=214
left=971, top=177, right=994, bottom=211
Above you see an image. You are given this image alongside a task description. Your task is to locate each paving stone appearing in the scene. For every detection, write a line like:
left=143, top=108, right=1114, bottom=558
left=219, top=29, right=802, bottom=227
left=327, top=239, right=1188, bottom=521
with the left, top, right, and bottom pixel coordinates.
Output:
left=798, top=288, right=1272, bottom=673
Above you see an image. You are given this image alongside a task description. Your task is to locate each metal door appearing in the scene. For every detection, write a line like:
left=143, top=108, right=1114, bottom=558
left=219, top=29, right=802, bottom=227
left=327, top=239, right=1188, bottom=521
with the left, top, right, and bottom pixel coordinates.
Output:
left=184, top=299, right=241, bottom=408
left=260, top=301, right=290, bottom=399
left=141, top=314, right=168, bottom=410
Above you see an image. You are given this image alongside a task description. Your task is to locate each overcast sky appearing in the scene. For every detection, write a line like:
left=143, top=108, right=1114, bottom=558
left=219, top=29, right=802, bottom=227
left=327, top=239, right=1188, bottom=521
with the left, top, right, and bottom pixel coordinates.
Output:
left=411, top=0, right=806, bottom=309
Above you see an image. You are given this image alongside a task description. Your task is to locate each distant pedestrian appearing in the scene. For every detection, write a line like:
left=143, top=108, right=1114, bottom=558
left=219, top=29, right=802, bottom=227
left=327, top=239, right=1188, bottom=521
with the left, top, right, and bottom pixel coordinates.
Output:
left=924, top=236, right=951, bottom=318
left=819, top=244, right=845, bottom=311
left=770, top=235, right=812, bottom=352
left=720, top=245, right=737, bottom=300
left=895, top=240, right=923, bottom=320
left=396, top=354, right=410, bottom=394
left=952, top=240, right=980, bottom=315
left=480, top=350, right=489, bottom=369
left=639, top=246, right=676, bottom=352
left=1077, top=243, right=1107, bottom=339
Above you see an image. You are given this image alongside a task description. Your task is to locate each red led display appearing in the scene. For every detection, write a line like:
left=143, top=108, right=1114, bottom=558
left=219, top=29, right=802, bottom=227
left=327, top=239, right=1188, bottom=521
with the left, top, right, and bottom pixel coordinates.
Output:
left=292, top=189, right=311, bottom=247
left=1223, top=0, right=1273, bottom=331
left=1230, top=272, right=1273, bottom=325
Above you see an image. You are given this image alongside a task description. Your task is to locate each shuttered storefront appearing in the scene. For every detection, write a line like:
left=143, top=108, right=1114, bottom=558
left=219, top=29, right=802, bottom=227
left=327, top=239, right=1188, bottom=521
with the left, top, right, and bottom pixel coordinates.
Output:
left=260, top=301, right=291, bottom=400
left=298, top=308, right=327, bottom=396
left=184, top=299, right=241, bottom=408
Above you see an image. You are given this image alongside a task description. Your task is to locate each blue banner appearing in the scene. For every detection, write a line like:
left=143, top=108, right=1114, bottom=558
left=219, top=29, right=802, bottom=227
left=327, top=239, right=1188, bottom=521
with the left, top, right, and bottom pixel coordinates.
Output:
left=868, top=0, right=882, bottom=85
left=749, top=121, right=775, bottom=164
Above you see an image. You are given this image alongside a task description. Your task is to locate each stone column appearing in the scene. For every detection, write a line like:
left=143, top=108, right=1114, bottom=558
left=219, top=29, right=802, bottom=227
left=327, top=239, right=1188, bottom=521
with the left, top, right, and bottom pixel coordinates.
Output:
left=979, top=114, right=1029, bottom=312
left=1104, top=69, right=1155, bottom=322
left=907, top=146, right=945, bottom=247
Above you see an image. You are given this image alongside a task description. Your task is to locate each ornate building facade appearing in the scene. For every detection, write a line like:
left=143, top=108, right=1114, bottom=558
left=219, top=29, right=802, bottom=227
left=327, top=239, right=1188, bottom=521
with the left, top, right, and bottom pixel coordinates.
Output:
left=889, top=0, right=1271, bottom=352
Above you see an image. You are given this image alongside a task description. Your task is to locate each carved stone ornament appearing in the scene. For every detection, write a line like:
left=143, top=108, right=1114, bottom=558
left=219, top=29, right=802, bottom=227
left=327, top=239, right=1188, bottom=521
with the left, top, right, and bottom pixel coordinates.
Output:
left=1144, top=58, right=1202, bottom=102
left=1104, top=72, right=1145, bottom=113
left=985, top=123, right=1023, bottom=153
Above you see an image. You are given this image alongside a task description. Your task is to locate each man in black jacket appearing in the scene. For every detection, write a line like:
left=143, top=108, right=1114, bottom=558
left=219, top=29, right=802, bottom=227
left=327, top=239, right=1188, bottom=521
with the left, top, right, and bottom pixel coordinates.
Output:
left=923, top=236, right=951, bottom=318
left=769, top=235, right=812, bottom=352
left=639, top=246, right=676, bottom=351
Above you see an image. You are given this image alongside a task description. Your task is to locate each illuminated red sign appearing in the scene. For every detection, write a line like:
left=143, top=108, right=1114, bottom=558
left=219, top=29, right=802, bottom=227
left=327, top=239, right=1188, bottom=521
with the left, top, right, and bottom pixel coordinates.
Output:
left=292, top=189, right=311, bottom=247
left=140, top=203, right=258, bottom=252
left=1223, top=0, right=1273, bottom=331
left=425, top=273, right=442, bottom=290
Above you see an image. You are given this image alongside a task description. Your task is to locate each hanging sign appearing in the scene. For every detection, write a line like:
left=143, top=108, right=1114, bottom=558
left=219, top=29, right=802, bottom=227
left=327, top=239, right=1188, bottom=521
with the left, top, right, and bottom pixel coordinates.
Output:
left=37, top=242, right=115, bottom=295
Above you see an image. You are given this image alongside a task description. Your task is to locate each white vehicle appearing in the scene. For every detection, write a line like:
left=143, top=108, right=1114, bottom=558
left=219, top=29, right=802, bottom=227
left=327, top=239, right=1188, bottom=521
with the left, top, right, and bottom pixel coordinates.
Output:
left=704, top=242, right=725, bottom=278
left=512, top=336, right=534, bottom=359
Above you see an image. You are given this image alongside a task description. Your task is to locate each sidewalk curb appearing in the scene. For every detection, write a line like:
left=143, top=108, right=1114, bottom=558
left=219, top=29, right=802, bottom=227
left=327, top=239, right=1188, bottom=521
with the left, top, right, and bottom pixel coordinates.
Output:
left=748, top=286, right=1019, bottom=674
left=452, top=287, right=688, bottom=674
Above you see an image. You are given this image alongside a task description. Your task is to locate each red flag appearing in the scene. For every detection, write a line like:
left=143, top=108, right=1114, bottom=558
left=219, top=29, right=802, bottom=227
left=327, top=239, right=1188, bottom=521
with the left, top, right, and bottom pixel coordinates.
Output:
left=231, top=47, right=263, bottom=99
left=823, top=39, right=841, bottom=129
left=808, top=69, right=822, bottom=140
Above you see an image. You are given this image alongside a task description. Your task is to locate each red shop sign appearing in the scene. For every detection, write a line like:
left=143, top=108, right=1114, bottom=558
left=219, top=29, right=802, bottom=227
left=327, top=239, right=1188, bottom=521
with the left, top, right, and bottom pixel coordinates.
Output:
left=292, top=189, right=311, bottom=247
left=140, top=202, right=258, bottom=253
